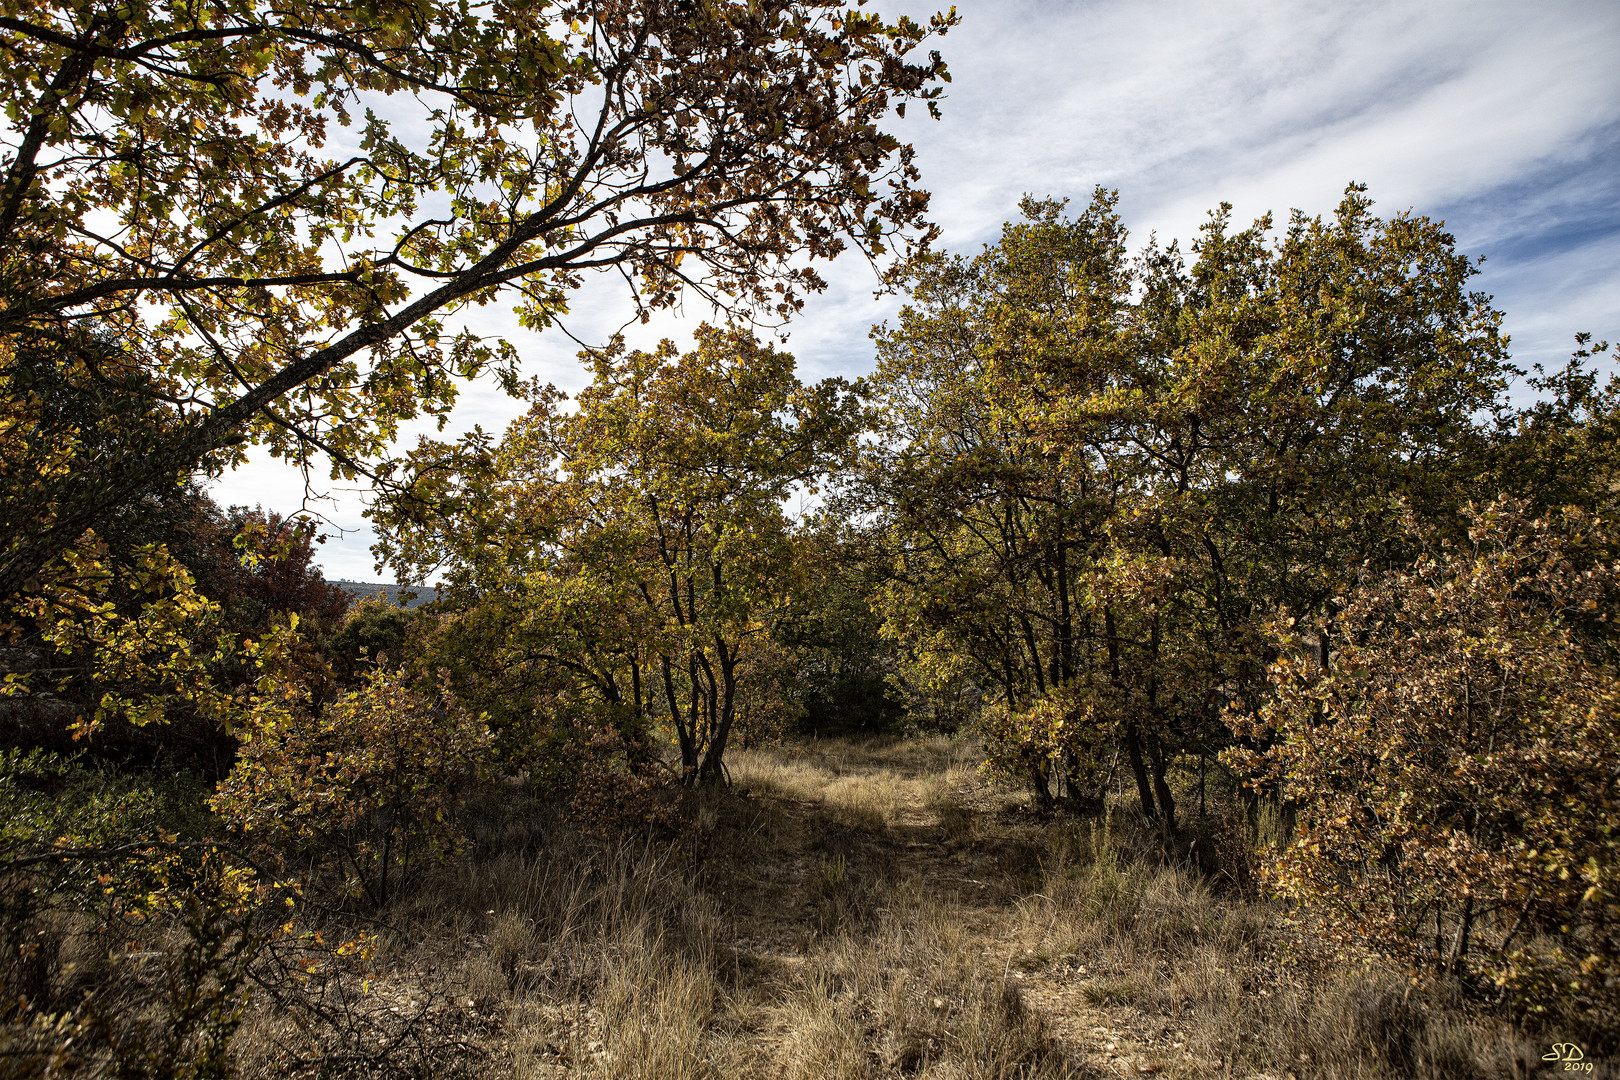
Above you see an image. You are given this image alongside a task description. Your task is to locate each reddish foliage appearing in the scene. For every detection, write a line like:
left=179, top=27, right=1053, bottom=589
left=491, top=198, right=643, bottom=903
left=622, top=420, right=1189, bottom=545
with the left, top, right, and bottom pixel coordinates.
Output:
left=1230, top=501, right=1620, bottom=1025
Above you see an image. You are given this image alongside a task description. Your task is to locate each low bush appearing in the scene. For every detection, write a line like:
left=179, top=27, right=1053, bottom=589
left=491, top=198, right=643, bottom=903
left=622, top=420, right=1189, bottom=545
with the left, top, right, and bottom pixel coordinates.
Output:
left=0, top=749, right=276, bottom=1079
left=212, top=638, right=491, bottom=909
left=1232, top=502, right=1620, bottom=1032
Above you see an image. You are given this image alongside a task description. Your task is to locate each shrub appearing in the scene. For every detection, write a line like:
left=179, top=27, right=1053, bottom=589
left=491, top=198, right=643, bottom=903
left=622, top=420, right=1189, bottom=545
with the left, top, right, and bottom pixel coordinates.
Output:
left=0, top=749, right=269, bottom=1078
left=324, top=594, right=418, bottom=685
left=212, top=639, right=490, bottom=908
left=1230, top=502, right=1620, bottom=1028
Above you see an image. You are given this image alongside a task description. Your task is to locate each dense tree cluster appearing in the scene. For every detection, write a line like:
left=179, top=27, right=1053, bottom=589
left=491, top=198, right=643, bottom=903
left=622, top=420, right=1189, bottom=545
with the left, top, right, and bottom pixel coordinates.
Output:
left=864, top=187, right=1510, bottom=822
left=855, top=189, right=1616, bottom=1017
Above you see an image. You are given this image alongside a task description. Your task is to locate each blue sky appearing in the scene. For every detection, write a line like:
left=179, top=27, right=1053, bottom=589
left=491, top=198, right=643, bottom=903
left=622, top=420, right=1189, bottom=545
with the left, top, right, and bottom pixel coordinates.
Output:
left=213, top=0, right=1620, bottom=581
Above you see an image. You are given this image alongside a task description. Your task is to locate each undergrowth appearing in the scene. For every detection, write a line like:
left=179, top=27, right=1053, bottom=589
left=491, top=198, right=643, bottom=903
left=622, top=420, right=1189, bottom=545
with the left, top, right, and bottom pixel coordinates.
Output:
left=2, top=738, right=1597, bottom=1078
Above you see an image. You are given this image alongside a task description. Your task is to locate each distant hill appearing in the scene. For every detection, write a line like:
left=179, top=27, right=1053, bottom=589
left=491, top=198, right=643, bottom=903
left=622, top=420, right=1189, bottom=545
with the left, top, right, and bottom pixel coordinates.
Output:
left=327, top=581, right=438, bottom=609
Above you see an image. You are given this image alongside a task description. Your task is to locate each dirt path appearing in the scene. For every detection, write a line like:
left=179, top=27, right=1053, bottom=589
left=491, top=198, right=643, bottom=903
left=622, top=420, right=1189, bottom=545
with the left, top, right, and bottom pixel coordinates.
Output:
left=709, top=739, right=1188, bottom=1078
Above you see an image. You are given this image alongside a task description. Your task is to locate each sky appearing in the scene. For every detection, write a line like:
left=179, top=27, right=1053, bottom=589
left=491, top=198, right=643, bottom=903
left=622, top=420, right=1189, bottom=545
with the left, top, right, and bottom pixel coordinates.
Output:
left=212, top=0, right=1620, bottom=582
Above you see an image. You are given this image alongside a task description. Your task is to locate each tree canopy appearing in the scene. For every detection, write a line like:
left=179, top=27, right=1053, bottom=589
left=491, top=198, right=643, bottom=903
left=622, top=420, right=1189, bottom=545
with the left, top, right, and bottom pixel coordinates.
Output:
left=865, top=186, right=1513, bottom=822
left=0, top=0, right=957, bottom=600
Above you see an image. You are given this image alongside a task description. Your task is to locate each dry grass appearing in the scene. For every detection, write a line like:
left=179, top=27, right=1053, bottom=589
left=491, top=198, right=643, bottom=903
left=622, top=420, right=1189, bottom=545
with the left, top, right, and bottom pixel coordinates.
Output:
left=730, top=737, right=984, bottom=835
left=776, top=882, right=1069, bottom=1080
left=229, top=738, right=1576, bottom=1080
left=1001, top=813, right=1555, bottom=1079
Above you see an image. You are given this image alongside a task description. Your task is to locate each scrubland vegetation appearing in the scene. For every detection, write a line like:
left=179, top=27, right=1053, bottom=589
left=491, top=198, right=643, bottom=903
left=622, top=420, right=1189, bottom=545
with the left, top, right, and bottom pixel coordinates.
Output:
left=4, top=735, right=1585, bottom=1077
left=4, top=0, right=1619, bottom=1074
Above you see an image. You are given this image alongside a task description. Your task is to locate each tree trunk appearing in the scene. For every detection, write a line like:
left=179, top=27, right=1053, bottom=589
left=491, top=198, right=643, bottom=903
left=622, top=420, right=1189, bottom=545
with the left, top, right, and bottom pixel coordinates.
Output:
left=1029, top=756, right=1054, bottom=812
left=1145, top=730, right=1176, bottom=834
left=1447, top=895, right=1475, bottom=977
left=1124, top=724, right=1157, bottom=820
left=696, top=637, right=738, bottom=786
left=661, top=654, right=698, bottom=782
left=1061, top=750, right=1102, bottom=815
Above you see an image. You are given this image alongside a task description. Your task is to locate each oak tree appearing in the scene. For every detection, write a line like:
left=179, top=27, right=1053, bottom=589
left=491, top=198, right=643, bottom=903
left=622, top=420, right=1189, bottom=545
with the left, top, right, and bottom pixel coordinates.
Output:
left=376, top=324, right=861, bottom=785
left=868, top=186, right=1513, bottom=826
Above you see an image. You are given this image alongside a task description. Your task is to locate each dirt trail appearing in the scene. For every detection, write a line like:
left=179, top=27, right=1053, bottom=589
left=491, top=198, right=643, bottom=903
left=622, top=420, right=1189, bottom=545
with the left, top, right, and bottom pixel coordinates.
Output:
left=710, top=740, right=1183, bottom=1078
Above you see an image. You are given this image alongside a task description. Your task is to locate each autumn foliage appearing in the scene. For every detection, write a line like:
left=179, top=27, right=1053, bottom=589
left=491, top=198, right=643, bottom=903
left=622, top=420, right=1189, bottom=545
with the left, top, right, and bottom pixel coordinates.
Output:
left=376, top=324, right=862, bottom=788
left=0, top=0, right=957, bottom=608
left=867, top=185, right=1510, bottom=827
left=1230, top=502, right=1620, bottom=1022
left=3, top=0, right=1617, bottom=1045
left=212, top=631, right=490, bottom=908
